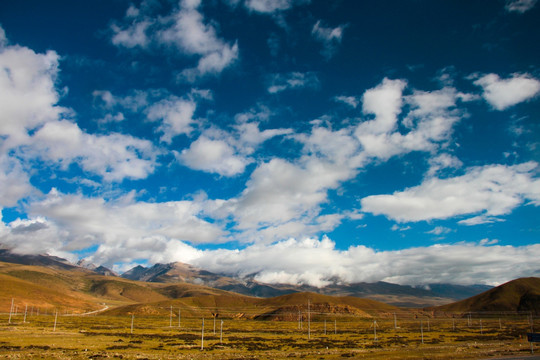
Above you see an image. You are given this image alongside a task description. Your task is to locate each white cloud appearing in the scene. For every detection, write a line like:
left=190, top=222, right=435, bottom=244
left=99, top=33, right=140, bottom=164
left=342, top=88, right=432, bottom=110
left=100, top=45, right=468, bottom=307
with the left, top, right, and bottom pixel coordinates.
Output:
left=0, top=26, right=7, bottom=47
left=505, top=0, right=538, bottom=13
left=243, top=0, right=309, bottom=13
left=0, top=29, right=158, bottom=183
left=267, top=72, right=320, bottom=93
left=333, top=95, right=359, bottom=108
left=458, top=215, right=505, bottom=226
left=426, top=226, right=452, bottom=236
left=0, top=38, right=64, bottom=152
left=146, top=96, right=198, bottom=143
left=177, top=136, right=250, bottom=176
left=159, top=0, right=239, bottom=81
left=312, top=20, right=347, bottom=59
left=355, top=80, right=464, bottom=160
left=111, top=20, right=151, bottom=48
left=427, top=153, right=463, bottom=177
left=0, top=217, right=75, bottom=261
left=361, top=162, right=540, bottom=223
left=32, top=120, right=158, bottom=182
left=111, top=0, right=238, bottom=80
left=359, top=78, right=406, bottom=135
left=177, top=117, right=291, bottom=176
left=192, top=236, right=540, bottom=286
left=0, top=155, right=35, bottom=208
left=227, top=156, right=355, bottom=242
left=474, top=73, right=540, bottom=110
left=11, top=189, right=226, bottom=265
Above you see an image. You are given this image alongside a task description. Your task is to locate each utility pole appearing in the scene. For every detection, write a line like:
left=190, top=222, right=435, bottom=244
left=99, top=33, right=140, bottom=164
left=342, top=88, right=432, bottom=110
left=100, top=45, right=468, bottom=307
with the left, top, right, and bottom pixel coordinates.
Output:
left=420, top=320, right=424, bottom=344
left=308, top=299, right=311, bottom=340
left=371, top=320, right=378, bottom=342
left=53, top=310, right=58, bottom=332
left=220, top=320, right=223, bottom=344
left=8, top=298, right=14, bottom=324
left=201, top=318, right=205, bottom=350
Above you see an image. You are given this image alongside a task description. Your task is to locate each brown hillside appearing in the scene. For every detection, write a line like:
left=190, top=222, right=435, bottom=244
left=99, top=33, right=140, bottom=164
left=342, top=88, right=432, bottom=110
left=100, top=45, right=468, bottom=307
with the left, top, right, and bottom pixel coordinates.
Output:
left=434, top=277, right=540, bottom=314
left=103, top=291, right=403, bottom=320
left=87, top=278, right=169, bottom=303
left=0, top=273, right=101, bottom=313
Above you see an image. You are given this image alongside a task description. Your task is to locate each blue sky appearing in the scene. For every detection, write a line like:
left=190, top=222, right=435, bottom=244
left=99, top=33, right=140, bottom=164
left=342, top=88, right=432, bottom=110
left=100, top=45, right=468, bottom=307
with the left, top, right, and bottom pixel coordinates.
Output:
left=0, top=0, right=539, bottom=286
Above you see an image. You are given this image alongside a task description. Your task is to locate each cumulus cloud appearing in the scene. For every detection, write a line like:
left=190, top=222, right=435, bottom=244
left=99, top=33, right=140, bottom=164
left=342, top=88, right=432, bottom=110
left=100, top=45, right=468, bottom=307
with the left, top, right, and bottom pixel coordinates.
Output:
left=0, top=35, right=64, bottom=151
left=176, top=117, right=291, bottom=177
left=0, top=217, right=76, bottom=262
left=146, top=96, right=198, bottom=143
left=0, top=155, right=35, bottom=207
left=267, top=72, right=320, bottom=93
left=361, top=162, right=540, bottom=223
left=473, top=73, right=540, bottom=110
left=6, top=189, right=226, bottom=266
left=111, top=0, right=238, bottom=81
left=505, top=0, right=538, bottom=13
left=177, top=135, right=250, bottom=176
left=312, top=20, right=347, bottom=59
left=0, top=27, right=159, bottom=182
left=111, top=20, right=151, bottom=48
left=427, top=153, right=463, bottom=177
left=32, top=120, right=158, bottom=182
left=191, top=236, right=540, bottom=286
left=226, top=156, right=355, bottom=243
left=355, top=79, right=465, bottom=160
left=225, top=78, right=474, bottom=242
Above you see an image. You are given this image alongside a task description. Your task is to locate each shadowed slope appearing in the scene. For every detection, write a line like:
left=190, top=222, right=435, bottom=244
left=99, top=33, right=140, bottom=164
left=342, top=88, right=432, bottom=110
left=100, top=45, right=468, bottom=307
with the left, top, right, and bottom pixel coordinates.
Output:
left=434, top=277, right=540, bottom=314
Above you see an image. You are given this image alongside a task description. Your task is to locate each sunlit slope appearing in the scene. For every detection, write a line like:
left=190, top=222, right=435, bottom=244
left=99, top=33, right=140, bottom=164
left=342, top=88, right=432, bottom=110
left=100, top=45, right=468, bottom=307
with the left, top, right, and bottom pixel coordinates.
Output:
left=435, top=277, right=540, bottom=313
left=103, top=291, right=403, bottom=320
left=0, top=261, right=263, bottom=313
left=0, top=273, right=101, bottom=313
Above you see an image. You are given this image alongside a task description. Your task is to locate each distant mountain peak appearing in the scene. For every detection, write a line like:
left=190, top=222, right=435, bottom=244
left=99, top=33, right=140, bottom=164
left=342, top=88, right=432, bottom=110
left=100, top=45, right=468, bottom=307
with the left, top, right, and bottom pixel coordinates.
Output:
left=0, top=249, right=77, bottom=270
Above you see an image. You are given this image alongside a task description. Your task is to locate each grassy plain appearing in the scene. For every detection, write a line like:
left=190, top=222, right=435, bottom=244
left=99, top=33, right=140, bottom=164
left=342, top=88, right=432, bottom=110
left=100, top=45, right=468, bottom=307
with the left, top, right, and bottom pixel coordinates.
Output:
left=0, top=312, right=537, bottom=359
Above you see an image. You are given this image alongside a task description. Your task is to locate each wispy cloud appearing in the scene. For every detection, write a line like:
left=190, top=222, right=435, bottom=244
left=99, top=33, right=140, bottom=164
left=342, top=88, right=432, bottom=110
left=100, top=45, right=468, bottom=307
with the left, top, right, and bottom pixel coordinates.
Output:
left=243, top=0, right=310, bottom=13
left=312, top=20, right=347, bottom=59
left=504, top=0, right=538, bottom=13
left=267, top=72, right=320, bottom=93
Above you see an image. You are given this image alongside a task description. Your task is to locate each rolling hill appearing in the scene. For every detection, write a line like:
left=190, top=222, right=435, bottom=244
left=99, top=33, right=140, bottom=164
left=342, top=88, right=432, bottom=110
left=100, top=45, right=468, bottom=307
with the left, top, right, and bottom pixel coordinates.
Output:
left=2, top=251, right=537, bottom=319
left=434, top=277, right=540, bottom=314
left=101, top=291, right=402, bottom=320
left=0, top=260, right=233, bottom=313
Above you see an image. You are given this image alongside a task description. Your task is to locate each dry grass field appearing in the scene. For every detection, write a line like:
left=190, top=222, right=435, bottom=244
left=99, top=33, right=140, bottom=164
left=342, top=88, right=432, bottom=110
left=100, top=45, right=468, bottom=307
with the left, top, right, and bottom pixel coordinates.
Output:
left=0, top=311, right=537, bottom=359
left=1, top=262, right=539, bottom=359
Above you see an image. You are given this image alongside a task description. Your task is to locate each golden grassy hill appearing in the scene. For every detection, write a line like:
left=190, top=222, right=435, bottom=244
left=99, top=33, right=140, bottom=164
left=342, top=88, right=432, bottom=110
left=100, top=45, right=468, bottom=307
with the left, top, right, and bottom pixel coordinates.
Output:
left=102, top=290, right=403, bottom=321
left=434, top=277, right=540, bottom=314
left=0, top=261, right=223, bottom=313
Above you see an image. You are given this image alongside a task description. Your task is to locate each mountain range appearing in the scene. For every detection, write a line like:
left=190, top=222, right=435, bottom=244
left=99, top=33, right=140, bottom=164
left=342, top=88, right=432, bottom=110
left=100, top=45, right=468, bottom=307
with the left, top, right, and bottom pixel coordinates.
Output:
left=120, top=261, right=492, bottom=307
left=0, top=249, right=491, bottom=307
left=0, top=249, right=539, bottom=318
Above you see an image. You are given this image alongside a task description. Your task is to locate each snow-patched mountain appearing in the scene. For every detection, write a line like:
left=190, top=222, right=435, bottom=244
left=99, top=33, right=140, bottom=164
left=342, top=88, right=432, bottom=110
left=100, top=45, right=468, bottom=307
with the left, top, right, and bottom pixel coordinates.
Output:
left=120, top=261, right=492, bottom=307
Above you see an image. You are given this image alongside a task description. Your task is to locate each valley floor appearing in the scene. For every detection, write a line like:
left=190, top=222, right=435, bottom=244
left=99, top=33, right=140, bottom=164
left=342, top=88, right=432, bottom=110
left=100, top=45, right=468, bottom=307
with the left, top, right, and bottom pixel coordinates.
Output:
left=0, top=313, right=538, bottom=359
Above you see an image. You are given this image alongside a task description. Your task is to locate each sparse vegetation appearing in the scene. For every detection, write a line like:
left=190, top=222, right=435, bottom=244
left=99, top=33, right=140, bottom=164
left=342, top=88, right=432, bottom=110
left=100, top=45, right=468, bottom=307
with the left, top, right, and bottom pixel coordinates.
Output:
left=0, top=310, right=537, bottom=359
left=1, top=261, right=539, bottom=359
